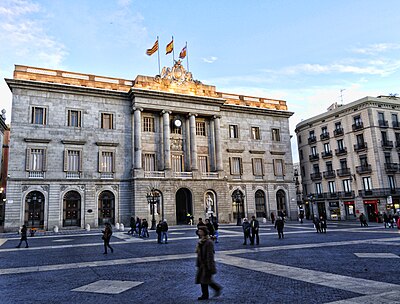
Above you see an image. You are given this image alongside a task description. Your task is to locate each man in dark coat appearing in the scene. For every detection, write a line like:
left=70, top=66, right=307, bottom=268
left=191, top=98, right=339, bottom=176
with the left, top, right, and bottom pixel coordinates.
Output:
left=195, top=226, right=222, bottom=300
left=250, top=215, right=260, bottom=245
left=102, top=223, right=114, bottom=254
left=16, top=225, right=29, bottom=248
left=156, top=220, right=162, bottom=244
left=128, top=216, right=135, bottom=235
left=242, top=218, right=251, bottom=245
left=319, top=216, right=327, bottom=233
left=274, top=216, right=285, bottom=239
left=161, top=219, right=168, bottom=244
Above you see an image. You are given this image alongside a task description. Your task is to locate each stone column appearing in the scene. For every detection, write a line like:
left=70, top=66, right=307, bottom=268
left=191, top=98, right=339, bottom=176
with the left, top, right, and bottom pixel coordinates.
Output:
left=162, top=111, right=171, bottom=170
left=214, top=116, right=223, bottom=171
left=131, top=107, right=135, bottom=171
left=189, top=113, right=198, bottom=171
left=134, top=108, right=142, bottom=169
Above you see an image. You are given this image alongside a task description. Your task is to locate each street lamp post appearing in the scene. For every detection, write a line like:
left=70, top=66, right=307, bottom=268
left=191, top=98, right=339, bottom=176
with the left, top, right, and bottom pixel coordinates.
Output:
left=146, top=188, right=160, bottom=230
left=232, top=190, right=244, bottom=226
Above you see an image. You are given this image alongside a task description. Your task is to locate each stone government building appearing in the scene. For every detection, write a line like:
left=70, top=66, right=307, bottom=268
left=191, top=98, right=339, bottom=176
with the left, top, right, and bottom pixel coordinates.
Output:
left=4, top=63, right=296, bottom=231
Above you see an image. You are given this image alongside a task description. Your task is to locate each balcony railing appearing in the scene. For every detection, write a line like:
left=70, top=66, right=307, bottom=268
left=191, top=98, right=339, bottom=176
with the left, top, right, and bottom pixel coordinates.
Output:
left=327, top=192, right=338, bottom=198
left=308, top=136, right=317, bottom=144
left=335, top=147, right=347, bottom=156
left=356, top=165, right=372, bottom=174
left=174, top=172, right=193, bottom=178
left=393, top=121, right=400, bottom=129
left=321, top=151, right=333, bottom=158
left=144, top=171, right=166, bottom=178
left=201, top=172, right=219, bottom=179
left=334, top=128, right=344, bottom=137
left=320, top=133, right=330, bottom=141
left=358, top=190, right=374, bottom=197
left=384, top=163, right=398, bottom=173
left=310, top=172, right=322, bottom=181
left=66, top=172, right=80, bottom=179
left=359, top=188, right=400, bottom=197
left=309, top=154, right=319, bottom=161
left=378, top=120, right=389, bottom=128
left=28, top=171, right=45, bottom=178
left=382, top=140, right=393, bottom=149
left=338, top=191, right=355, bottom=198
left=336, top=168, right=351, bottom=177
left=352, top=122, right=364, bottom=131
left=354, top=142, right=368, bottom=152
left=323, top=170, right=336, bottom=179
left=100, top=172, right=114, bottom=179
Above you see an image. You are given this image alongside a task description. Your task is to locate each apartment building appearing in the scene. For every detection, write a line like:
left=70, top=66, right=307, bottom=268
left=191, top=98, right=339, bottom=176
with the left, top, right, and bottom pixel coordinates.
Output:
left=296, top=96, right=400, bottom=221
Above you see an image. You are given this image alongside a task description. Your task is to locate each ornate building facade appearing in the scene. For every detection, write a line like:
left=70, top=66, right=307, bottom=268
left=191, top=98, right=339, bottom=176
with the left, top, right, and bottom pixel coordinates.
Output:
left=4, top=63, right=296, bottom=231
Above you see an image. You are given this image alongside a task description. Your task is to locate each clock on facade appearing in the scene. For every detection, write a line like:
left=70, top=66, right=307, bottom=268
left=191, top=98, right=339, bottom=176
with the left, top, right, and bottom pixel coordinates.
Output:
left=174, top=118, right=182, bottom=128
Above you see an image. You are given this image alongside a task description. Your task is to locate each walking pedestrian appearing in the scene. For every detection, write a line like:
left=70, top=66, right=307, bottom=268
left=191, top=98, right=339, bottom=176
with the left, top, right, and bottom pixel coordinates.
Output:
left=205, top=219, right=215, bottom=239
left=141, top=219, right=149, bottom=238
left=102, top=223, right=114, bottom=254
left=313, top=215, right=321, bottom=233
left=242, top=218, right=251, bottom=245
left=274, top=216, right=284, bottom=239
left=161, top=219, right=168, bottom=244
left=271, top=212, right=275, bottom=225
left=250, top=215, right=260, bottom=245
left=383, top=212, right=389, bottom=228
left=299, top=211, right=304, bottom=224
left=320, top=216, right=327, bottom=233
left=136, top=217, right=142, bottom=237
left=359, top=213, right=368, bottom=227
left=212, top=219, right=219, bottom=243
left=16, top=225, right=29, bottom=248
left=128, top=215, right=135, bottom=235
left=196, top=218, right=206, bottom=237
left=156, top=220, right=162, bottom=243
left=195, top=226, right=222, bottom=300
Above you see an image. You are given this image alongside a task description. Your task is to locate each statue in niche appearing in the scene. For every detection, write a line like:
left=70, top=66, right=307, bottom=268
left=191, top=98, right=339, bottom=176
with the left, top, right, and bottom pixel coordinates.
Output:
left=205, top=194, right=214, bottom=214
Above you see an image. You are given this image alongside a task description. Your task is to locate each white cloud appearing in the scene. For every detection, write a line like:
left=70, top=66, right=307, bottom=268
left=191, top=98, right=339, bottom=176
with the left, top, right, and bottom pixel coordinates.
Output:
left=202, top=56, right=218, bottom=64
left=0, top=0, right=39, bottom=16
left=351, top=43, right=400, bottom=55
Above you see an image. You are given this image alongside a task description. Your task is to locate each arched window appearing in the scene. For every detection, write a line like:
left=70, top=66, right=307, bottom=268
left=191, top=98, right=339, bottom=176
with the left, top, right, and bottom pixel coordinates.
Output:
left=98, top=191, right=115, bottom=225
left=63, top=191, right=81, bottom=227
left=276, top=190, right=287, bottom=216
left=255, top=190, right=266, bottom=218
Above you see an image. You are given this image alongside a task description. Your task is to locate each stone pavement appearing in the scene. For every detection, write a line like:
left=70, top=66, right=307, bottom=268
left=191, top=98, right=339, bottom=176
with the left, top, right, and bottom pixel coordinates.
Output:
left=0, top=221, right=399, bottom=303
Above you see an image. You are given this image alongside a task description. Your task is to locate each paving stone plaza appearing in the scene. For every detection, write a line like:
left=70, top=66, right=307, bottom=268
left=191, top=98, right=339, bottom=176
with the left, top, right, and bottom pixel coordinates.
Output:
left=1, top=221, right=400, bottom=303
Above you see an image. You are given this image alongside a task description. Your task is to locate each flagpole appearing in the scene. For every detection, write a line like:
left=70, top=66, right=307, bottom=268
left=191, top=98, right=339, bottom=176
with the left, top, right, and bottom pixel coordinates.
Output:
left=172, top=36, right=175, bottom=65
left=186, top=42, right=189, bottom=72
left=157, top=36, right=161, bottom=75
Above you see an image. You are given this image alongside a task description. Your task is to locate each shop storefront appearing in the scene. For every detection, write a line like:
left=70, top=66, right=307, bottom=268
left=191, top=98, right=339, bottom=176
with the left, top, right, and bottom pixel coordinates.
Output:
left=386, top=195, right=400, bottom=215
left=344, top=201, right=356, bottom=220
left=363, top=200, right=378, bottom=222
left=329, top=202, right=340, bottom=220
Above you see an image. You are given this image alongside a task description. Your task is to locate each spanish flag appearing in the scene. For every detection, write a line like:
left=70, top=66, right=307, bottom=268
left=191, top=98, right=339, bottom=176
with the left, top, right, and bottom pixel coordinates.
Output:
left=179, top=46, right=187, bottom=59
left=146, top=39, right=159, bottom=56
left=166, top=39, right=174, bottom=55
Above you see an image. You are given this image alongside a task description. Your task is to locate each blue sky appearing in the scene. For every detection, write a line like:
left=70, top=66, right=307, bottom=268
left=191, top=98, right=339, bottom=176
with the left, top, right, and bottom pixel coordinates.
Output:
left=1, top=0, right=400, bottom=162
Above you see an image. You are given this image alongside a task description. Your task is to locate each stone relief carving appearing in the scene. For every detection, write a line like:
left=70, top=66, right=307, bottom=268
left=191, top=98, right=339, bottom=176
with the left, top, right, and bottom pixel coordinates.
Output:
left=22, top=185, right=29, bottom=192
left=41, top=185, right=49, bottom=192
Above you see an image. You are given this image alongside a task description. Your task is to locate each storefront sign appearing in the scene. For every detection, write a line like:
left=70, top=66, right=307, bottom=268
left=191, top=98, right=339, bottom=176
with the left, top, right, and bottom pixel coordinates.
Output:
left=344, top=201, right=354, bottom=205
left=387, top=196, right=393, bottom=205
left=363, top=200, right=378, bottom=204
left=329, top=202, right=339, bottom=208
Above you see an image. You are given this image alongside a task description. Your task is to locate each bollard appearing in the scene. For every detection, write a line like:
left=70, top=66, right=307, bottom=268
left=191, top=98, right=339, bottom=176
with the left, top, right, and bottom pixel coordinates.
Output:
left=262, top=218, right=267, bottom=223
left=85, top=224, right=90, bottom=232
left=115, top=223, right=120, bottom=230
left=119, top=223, right=124, bottom=231
left=53, top=225, right=59, bottom=233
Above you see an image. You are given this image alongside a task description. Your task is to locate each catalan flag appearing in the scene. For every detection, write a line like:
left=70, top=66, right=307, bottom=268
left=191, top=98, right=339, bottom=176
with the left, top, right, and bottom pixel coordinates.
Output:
left=146, top=39, right=159, bottom=56
left=179, top=46, right=187, bottom=59
left=166, top=39, right=174, bottom=55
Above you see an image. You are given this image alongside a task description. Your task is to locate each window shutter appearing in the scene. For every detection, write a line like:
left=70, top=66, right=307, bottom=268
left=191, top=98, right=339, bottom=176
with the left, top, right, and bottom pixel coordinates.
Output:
left=42, top=149, right=47, bottom=171
left=25, top=148, right=31, bottom=171
left=79, top=149, right=83, bottom=172
left=43, top=108, right=47, bottom=125
left=63, top=150, right=68, bottom=171
left=282, top=160, right=285, bottom=176
left=98, top=151, right=103, bottom=172
left=78, top=111, right=81, bottom=127
left=273, top=159, right=276, bottom=175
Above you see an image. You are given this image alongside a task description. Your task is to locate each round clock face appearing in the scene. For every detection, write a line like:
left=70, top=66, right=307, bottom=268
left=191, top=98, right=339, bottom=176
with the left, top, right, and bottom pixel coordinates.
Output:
left=174, top=119, right=182, bottom=127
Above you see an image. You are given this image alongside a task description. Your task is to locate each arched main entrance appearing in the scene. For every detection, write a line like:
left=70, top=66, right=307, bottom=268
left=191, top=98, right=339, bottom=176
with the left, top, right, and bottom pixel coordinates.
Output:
left=25, top=191, right=45, bottom=228
left=276, top=190, right=287, bottom=216
left=98, top=190, right=115, bottom=225
left=176, top=188, right=193, bottom=225
left=63, top=191, right=81, bottom=227
left=255, top=190, right=266, bottom=218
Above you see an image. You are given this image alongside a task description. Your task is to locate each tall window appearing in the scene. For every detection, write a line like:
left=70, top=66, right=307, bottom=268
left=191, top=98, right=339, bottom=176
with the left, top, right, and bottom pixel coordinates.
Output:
left=198, top=156, right=208, bottom=173
left=230, top=157, right=242, bottom=175
left=196, top=122, right=206, bottom=136
left=64, top=150, right=81, bottom=172
left=378, top=112, right=385, bottom=121
left=326, top=162, right=333, bottom=172
left=143, top=153, right=156, bottom=171
left=252, top=158, right=263, bottom=176
left=273, top=159, right=284, bottom=176
left=359, top=155, right=368, bottom=167
left=356, top=134, right=364, bottom=145
left=321, top=126, right=328, bottom=135
left=298, top=135, right=302, bottom=144
left=335, top=122, right=342, bottom=130
left=101, top=113, right=113, bottom=129
left=337, top=139, right=344, bottom=150
left=272, top=128, right=280, bottom=141
left=229, top=125, right=239, bottom=138
left=392, top=113, right=399, bottom=126
left=328, top=181, right=336, bottom=193
left=309, top=130, right=315, bottom=137
left=251, top=127, right=261, bottom=140
left=31, top=107, right=47, bottom=125
left=362, top=177, right=372, bottom=191
left=343, top=179, right=352, bottom=192
left=388, top=175, right=396, bottom=190
left=384, top=152, right=391, bottom=164
left=315, top=183, right=322, bottom=194
left=143, top=117, right=155, bottom=132
left=340, top=158, right=348, bottom=169
left=323, top=143, right=331, bottom=153
left=68, top=110, right=81, bottom=127
left=311, top=146, right=317, bottom=156
left=26, top=148, right=46, bottom=171
left=100, top=151, right=114, bottom=172
left=354, top=115, right=362, bottom=125
left=172, top=154, right=183, bottom=172
left=313, top=164, right=320, bottom=173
